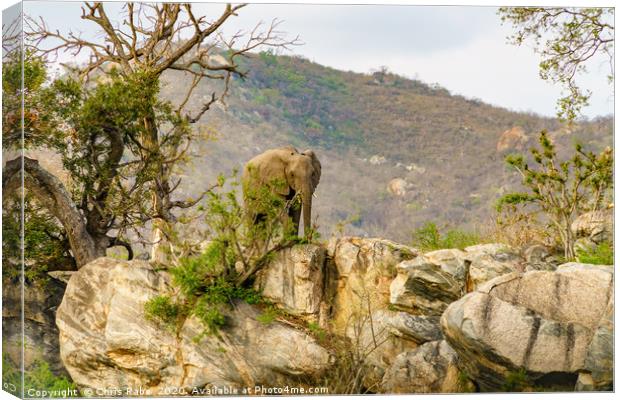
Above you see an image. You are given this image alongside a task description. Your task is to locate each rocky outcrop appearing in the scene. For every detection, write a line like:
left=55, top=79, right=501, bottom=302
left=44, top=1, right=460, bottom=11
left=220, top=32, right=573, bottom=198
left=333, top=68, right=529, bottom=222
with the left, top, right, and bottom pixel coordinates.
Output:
left=577, top=288, right=613, bottom=391
left=254, top=244, right=325, bottom=318
left=389, top=244, right=524, bottom=314
left=381, top=340, right=475, bottom=393
left=497, top=126, right=528, bottom=153
left=56, top=258, right=330, bottom=395
left=327, top=237, right=417, bottom=333
left=52, top=236, right=614, bottom=394
left=441, top=263, right=613, bottom=391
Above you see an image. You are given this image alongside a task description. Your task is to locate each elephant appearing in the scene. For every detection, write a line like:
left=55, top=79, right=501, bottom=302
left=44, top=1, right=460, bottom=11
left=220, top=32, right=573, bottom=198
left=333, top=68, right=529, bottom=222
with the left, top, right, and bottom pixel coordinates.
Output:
left=242, top=146, right=321, bottom=237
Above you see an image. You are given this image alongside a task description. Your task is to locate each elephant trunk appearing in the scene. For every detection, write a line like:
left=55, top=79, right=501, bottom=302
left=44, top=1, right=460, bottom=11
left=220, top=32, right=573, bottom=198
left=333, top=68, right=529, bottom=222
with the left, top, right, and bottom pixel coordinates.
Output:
left=302, top=185, right=312, bottom=238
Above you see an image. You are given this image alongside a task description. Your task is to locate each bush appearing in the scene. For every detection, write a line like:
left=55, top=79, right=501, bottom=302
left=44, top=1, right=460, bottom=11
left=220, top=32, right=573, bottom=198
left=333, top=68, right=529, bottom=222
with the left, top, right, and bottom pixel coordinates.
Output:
left=576, top=241, right=613, bottom=265
left=412, top=222, right=482, bottom=251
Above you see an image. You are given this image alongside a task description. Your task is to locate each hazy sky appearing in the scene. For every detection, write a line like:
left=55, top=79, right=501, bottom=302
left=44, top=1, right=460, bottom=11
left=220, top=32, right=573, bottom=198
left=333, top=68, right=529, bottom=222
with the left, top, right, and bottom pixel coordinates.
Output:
left=21, top=0, right=614, bottom=118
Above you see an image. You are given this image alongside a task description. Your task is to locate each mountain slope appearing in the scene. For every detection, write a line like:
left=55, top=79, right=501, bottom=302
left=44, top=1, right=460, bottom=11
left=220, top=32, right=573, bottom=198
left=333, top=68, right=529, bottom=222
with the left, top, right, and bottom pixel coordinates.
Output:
left=161, top=52, right=613, bottom=244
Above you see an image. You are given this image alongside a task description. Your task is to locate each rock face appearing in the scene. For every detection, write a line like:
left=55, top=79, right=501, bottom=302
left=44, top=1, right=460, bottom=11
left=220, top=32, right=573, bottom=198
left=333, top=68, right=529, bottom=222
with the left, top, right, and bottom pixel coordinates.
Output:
left=2, top=276, right=69, bottom=377
left=254, top=244, right=325, bottom=317
left=441, top=263, right=613, bottom=391
left=381, top=340, right=474, bottom=393
left=57, top=258, right=330, bottom=395
left=327, top=237, right=417, bottom=333
left=389, top=244, right=524, bottom=315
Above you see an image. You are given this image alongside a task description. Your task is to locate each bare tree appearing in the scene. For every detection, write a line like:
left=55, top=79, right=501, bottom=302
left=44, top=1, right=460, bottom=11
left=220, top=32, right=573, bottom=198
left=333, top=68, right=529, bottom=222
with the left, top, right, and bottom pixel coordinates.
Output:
left=6, top=2, right=299, bottom=266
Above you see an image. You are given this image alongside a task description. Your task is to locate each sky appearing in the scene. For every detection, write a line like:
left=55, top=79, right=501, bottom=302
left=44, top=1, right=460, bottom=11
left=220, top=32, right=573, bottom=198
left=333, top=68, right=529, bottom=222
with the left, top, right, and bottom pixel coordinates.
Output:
left=19, top=0, right=615, bottom=119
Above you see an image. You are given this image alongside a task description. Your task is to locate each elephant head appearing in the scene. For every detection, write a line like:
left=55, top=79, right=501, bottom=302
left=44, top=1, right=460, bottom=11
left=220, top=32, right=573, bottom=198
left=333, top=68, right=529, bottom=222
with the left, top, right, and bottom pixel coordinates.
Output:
left=243, top=146, right=321, bottom=237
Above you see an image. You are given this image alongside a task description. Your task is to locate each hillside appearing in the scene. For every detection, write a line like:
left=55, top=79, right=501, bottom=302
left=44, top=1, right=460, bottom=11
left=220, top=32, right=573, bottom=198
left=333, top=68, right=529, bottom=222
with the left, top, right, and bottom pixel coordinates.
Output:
left=160, top=52, right=613, bottom=244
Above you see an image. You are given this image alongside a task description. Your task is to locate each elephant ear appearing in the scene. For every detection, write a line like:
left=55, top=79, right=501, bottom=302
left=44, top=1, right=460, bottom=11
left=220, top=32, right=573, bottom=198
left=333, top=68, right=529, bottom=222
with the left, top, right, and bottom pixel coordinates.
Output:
left=302, top=149, right=321, bottom=191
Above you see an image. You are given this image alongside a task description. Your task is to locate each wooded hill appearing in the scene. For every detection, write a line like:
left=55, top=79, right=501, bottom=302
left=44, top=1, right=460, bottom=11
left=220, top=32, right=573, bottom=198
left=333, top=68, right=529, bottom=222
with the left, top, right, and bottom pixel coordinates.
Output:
left=160, top=51, right=613, bottom=243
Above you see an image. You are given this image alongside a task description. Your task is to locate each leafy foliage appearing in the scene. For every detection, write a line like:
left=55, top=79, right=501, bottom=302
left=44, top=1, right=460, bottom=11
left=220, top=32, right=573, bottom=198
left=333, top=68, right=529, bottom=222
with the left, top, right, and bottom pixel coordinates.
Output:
left=499, top=7, right=614, bottom=121
left=2, top=194, right=74, bottom=283
left=144, top=295, right=183, bottom=331
left=498, top=131, right=613, bottom=259
left=412, top=222, right=482, bottom=251
left=2, top=49, right=64, bottom=149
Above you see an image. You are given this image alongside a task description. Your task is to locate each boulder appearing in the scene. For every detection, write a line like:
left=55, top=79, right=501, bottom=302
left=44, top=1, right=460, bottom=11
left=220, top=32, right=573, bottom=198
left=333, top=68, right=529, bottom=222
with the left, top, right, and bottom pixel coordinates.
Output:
left=522, top=244, right=559, bottom=272
left=345, top=310, right=443, bottom=386
left=57, top=257, right=331, bottom=395
left=496, top=126, right=528, bottom=153
left=327, top=237, right=417, bottom=333
left=571, top=209, right=613, bottom=244
left=254, top=244, right=325, bottom=317
left=389, top=250, right=466, bottom=315
left=441, top=263, right=613, bottom=391
left=463, top=243, right=524, bottom=291
left=577, top=290, right=613, bottom=391
left=387, top=178, right=408, bottom=197
left=381, top=340, right=475, bottom=393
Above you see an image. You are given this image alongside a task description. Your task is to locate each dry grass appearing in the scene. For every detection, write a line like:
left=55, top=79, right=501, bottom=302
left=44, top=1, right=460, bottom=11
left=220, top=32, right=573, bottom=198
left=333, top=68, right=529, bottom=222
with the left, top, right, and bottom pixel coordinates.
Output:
left=483, top=208, right=555, bottom=250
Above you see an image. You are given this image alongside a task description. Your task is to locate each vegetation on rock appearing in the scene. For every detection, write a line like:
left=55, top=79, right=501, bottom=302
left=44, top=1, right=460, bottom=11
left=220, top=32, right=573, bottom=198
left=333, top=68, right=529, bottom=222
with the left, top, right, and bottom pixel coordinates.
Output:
left=145, top=175, right=306, bottom=336
left=411, top=222, right=483, bottom=251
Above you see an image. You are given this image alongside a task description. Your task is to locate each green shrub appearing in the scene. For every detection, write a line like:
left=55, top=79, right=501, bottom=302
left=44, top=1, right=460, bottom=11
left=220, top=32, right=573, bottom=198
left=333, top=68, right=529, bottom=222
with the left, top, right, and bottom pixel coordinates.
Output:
left=144, top=295, right=183, bottom=331
left=576, top=241, right=614, bottom=265
left=256, top=307, right=280, bottom=325
left=412, top=222, right=482, bottom=251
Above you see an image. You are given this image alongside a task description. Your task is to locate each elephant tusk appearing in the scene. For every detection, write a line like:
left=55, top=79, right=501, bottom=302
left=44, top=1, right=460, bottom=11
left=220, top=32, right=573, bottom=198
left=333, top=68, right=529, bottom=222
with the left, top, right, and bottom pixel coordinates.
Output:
left=313, top=193, right=317, bottom=198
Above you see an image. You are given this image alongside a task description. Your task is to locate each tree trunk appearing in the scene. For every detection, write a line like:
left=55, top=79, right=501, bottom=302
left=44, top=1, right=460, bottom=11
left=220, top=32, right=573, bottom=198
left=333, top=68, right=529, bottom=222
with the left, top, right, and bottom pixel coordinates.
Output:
left=3, top=157, right=103, bottom=267
left=142, top=112, right=173, bottom=264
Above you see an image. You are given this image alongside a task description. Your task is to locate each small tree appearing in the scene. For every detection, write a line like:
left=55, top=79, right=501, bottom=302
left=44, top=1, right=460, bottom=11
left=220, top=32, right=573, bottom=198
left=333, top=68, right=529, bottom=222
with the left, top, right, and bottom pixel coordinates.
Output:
left=497, top=131, right=612, bottom=260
